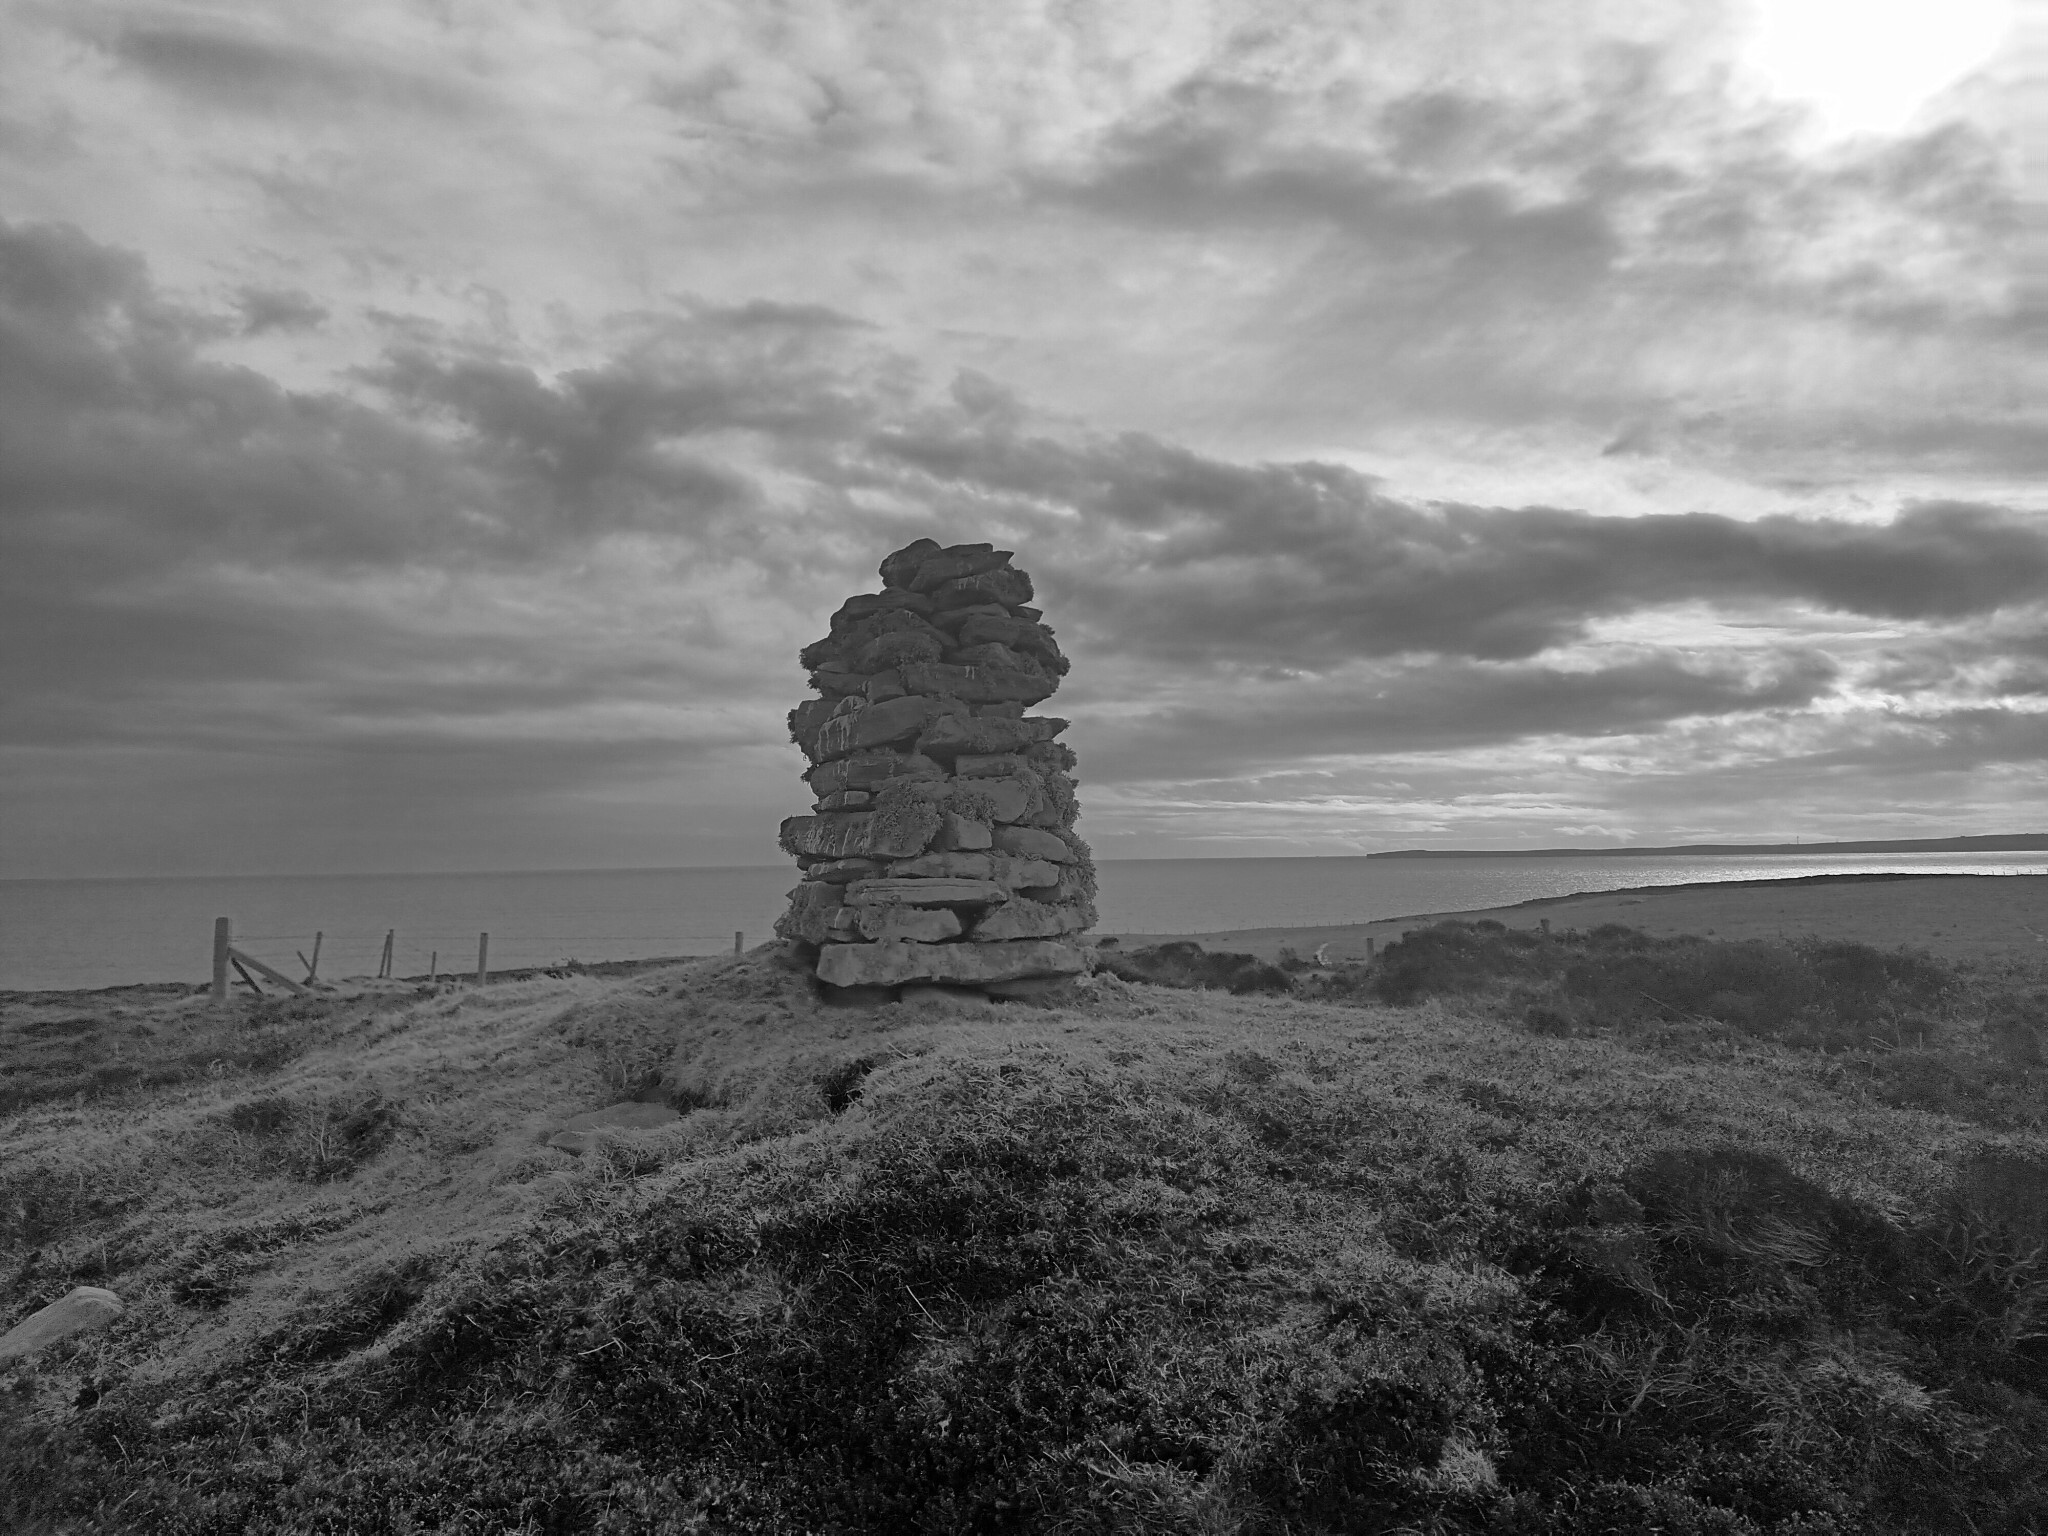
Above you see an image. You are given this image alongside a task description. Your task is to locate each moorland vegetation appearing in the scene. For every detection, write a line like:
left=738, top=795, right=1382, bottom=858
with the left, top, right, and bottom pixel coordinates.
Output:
left=2, top=920, right=2045, bottom=1533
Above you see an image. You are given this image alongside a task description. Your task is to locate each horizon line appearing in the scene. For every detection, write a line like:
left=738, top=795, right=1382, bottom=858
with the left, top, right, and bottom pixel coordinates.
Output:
left=6, top=833, right=2047, bottom=884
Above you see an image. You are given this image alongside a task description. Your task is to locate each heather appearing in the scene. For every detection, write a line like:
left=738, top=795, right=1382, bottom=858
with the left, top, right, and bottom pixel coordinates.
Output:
left=2, top=931, right=2044, bottom=1533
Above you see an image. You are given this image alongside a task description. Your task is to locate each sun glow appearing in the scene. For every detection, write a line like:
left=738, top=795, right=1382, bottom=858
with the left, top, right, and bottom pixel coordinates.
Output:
left=1738, top=0, right=2015, bottom=137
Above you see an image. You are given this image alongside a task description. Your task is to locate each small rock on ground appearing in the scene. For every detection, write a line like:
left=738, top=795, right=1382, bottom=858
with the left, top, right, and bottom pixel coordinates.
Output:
left=546, top=1100, right=681, bottom=1156
left=0, top=1286, right=123, bottom=1364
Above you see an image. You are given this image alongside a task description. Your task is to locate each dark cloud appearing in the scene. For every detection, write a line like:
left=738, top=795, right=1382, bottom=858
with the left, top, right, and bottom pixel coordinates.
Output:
left=0, top=221, right=880, bottom=590
left=104, top=20, right=470, bottom=116
left=0, top=219, right=858, bottom=788
left=1082, top=650, right=1840, bottom=782
left=1041, top=80, right=1619, bottom=298
left=237, top=287, right=327, bottom=335
left=863, top=416, right=2048, bottom=666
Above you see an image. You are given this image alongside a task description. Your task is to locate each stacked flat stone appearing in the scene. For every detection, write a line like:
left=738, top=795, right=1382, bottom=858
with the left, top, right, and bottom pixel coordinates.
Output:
left=775, top=539, right=1096, bottom=993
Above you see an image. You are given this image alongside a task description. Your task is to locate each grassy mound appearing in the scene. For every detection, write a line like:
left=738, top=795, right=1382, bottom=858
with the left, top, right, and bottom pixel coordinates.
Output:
left=3, top=941, right=2046, bottom=1532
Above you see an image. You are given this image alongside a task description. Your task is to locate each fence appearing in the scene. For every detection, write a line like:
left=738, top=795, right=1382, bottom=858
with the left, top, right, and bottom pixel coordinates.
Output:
left=207, top=918, right=748, bottom=1002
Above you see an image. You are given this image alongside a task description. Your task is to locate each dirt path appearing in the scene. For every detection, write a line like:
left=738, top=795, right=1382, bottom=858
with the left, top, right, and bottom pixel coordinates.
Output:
left=1105, top=872, right=2048, bottom=966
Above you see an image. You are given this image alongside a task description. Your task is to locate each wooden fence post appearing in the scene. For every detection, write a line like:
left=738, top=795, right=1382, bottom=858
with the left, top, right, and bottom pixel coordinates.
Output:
left=734, top=930, right=744, bottom=955
left=429, top=950, right=438, bottom=983
left=212, top=917, right=231, bottom=1003
left=1365, top=937, right=1376, bottom=961
left=476, top=932, right=489, bottom=985
left=379, top=930, right=395, bottom=979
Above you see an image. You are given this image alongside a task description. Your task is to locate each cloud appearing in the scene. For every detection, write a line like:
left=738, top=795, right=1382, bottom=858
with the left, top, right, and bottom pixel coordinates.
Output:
left=3, top=207, right=2044, bottom=874
left=0, top=214, right=847, bottom=842
left=102, top=16, right=472, bottom=117
left=0, top=219, right=885, bottom=585
left=236, top=287, right=327, bottom=335
left=861, top=414, right=2048, bottom=668
left=10, top=212, right=2039, bottom=718
left=1081, top=650, right=1842, bottom=781
left=1014, top=53, right=2033, bottom=497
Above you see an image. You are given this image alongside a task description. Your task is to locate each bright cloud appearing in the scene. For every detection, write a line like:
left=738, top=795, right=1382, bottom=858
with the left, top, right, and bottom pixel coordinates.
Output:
left=1739, top=0, right=2015, bottom=137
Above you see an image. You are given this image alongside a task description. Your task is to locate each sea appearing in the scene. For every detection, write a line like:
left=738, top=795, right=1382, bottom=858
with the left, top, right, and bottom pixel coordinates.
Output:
left=4, top=851, right=2046, bottom=993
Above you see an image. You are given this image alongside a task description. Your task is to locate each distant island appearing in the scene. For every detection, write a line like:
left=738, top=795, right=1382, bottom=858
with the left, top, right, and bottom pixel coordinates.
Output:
left=1369, top=832, right=2048, bottom=858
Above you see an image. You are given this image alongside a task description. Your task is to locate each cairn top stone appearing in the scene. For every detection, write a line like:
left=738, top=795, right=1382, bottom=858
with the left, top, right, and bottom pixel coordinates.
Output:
left=879, top=538, right=942, bottom=589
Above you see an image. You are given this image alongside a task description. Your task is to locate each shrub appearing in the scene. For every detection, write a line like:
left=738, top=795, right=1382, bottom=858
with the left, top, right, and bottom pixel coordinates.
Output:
left=1096, top=942, right=1293, bottom=995
left=1368, top=922, right=1556, bottom=1004
left=1361, top=921, right=1978, bottom=1058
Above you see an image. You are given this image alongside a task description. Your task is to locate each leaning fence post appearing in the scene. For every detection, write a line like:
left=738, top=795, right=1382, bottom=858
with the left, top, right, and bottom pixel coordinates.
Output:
left=212, top=917, right=231, bottom=1003
left=429, top=950, right=438, bottom=984
left=476, top=932, right=488, bottom=985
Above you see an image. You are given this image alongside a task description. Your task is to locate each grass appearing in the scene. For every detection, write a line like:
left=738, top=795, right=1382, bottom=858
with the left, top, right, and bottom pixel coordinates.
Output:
left=2, top=929, right=2046, bottom=1533
left=1317, top=919, right=2048, bottom=1132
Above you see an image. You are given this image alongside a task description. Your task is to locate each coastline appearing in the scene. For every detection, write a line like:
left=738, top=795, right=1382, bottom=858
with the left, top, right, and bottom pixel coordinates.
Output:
left=10, top=873, right=2048, bottom=1002
left=1105, top=869, right=2048, bottom=965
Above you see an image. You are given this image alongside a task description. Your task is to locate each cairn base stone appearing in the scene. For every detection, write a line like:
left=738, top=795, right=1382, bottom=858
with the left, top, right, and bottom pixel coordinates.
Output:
left=884, top=852, right=1061, bottom=889
left=808, top=857, right=888, bottom=884
left=990, top=826, right=1072, bottom=862
left=886, top=851, right=994, bottom=880
left=817, top=937, right=1088, bottom=989
left=968, top=897, right=1090, bottom=942
left=782, top=806, right=941, bottom=861
left=819, top=982, right=898, bottom=1008
left=846, top=876, right=1011, bottom=907
left=900, top=983, right=989, bottom=1005
left=854, top=905, right=964, bottom=942
left=775, top=881, right=845, bottom=945
left=984, top=976, right=1089, bottom=1003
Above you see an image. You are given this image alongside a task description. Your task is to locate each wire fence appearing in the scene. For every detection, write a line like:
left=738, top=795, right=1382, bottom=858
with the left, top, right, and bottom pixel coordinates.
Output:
left=211, top=918, right=756, bottom=999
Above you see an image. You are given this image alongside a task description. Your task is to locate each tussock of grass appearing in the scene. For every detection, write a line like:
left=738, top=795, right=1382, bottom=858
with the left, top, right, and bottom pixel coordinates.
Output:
left=2, top=940, right=2046, bottom=1532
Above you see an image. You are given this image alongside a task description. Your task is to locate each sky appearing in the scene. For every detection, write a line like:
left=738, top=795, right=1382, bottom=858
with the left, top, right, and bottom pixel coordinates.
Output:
left=1, top=0, right=2043, bottom=876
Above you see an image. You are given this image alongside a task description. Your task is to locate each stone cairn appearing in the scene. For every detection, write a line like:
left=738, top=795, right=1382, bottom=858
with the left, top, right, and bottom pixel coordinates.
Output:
left=775, top=539, right=1095, bottom=995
